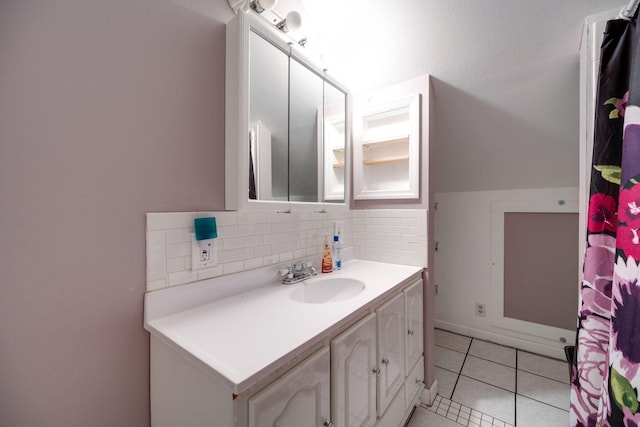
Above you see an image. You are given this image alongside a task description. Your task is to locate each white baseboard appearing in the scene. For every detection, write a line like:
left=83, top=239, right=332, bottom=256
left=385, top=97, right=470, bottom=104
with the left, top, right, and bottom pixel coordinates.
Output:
left=420, top=380, right=438, bottom=406
left=435, top=319, right=567, bottom=360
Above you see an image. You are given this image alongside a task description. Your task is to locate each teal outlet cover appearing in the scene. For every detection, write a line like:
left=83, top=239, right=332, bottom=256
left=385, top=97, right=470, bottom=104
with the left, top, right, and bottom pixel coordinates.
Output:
left=194, top=217, right=217, bottom=241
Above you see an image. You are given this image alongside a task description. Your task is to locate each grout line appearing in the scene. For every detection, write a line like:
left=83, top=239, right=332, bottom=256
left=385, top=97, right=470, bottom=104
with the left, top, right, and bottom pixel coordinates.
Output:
left=457, top=373, right=516, bottom=394
left=516, top=367, right=569, bottom=385
left=465, top=353, right=517, bottom=370
left=449, top=337, right=473, bottom=400
left=514, top=393, right=570, bottom=413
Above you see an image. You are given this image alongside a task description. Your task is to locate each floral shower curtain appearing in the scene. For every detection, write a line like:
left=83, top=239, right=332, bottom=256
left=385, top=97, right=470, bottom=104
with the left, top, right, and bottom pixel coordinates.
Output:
left=570, top=12, right=640, bottom=427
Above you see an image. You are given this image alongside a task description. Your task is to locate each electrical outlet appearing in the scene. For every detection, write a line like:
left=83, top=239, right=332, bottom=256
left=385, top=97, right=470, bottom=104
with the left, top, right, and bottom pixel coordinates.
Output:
left=200, top=248, right=212, bottom=263
left=191, top=235, right=217, bottom=271
left=475, top=303, right=486, bottom=317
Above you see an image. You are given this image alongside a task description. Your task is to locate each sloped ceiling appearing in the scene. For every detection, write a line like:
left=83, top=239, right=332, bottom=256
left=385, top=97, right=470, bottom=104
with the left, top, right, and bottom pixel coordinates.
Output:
left=274, top=0, right=626, bottom=192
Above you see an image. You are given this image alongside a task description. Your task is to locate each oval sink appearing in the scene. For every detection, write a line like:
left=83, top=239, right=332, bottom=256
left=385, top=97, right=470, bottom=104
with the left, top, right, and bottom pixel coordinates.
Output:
left=290, top=278, right=365, bottom=304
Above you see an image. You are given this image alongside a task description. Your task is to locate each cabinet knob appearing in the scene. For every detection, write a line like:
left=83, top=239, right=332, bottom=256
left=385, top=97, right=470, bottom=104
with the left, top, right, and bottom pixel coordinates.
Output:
left=372, top=367, right=381, bottom=376
left=381, top=357, right=389, bottom=365
left=323, top=421, right=334, bottom=427
left=415, top=378, right=424, bottom=385
left=407, top=329, right=415, bottom=336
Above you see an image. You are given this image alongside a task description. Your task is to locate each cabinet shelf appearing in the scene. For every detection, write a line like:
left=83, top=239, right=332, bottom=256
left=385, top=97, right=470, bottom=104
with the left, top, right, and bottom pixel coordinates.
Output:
left=362, top=135, right=409, bottom=149
left=363, top=156, right=409, bottom=165
left=332, top=162, right=345, bottom=168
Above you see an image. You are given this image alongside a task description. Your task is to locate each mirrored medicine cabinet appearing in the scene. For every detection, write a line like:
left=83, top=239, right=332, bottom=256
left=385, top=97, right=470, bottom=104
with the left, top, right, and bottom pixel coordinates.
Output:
left=225, top=12, right=350, bottom=211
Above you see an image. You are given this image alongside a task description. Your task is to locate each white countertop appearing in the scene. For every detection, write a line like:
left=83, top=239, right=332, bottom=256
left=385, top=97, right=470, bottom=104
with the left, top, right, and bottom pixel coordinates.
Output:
left=145, top=259, right=422, bottom=395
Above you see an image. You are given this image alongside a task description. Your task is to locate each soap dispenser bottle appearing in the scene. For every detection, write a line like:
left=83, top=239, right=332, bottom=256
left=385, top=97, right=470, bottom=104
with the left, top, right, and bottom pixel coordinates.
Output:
left=322, top=234, right=333, bottom=273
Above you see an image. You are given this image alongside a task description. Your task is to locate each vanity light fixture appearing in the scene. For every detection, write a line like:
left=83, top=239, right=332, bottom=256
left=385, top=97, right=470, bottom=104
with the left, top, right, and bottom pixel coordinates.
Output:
left=276, top=10, right=302, bottom=33
left=250, top=0, right=277, bottom=13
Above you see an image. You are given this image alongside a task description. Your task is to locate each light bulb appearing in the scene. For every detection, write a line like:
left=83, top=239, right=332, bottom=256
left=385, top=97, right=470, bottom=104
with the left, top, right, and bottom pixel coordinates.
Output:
left=257, top=0, right=277, bottom=11
left=285, top=11, right=302, bottom=32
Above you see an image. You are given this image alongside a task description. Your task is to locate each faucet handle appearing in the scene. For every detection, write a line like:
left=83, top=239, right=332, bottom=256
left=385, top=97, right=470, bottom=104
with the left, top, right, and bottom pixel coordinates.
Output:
left=302, top=261, right=312, bottom=268
left=277, top=267, right=292, bottom=277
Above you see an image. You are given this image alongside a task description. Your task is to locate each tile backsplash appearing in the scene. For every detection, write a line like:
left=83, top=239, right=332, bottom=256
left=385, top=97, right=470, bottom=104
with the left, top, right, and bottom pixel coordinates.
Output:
left=146, top=209, right=427, bottom=291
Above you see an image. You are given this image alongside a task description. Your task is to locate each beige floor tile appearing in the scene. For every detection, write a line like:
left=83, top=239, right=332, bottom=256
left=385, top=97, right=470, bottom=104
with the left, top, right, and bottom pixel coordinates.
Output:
left=517, top=370, right=570, bottom=410
left=461, top=355, right=516, bottom=392
left=435, top=345, right=466, bottom=373
left=468, top=339, right=516, bottom=367
left=516, top=395, right=569, bottom=427
left=434, top=366, right=458, bottom=399
left=518, top=351, right=569, bottom=383
left=452, top=375, right=515, bottom=425
left=435, top=329, right=472, bottom=353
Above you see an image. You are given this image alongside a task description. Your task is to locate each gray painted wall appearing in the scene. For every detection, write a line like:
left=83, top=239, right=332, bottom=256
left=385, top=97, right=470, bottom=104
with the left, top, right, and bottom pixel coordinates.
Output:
left=0, top=0, right=231, bottom=425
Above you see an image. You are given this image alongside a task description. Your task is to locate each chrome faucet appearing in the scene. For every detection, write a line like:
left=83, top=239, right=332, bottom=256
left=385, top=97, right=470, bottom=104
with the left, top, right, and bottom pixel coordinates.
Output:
left=278, top=261, right=318, bottom=285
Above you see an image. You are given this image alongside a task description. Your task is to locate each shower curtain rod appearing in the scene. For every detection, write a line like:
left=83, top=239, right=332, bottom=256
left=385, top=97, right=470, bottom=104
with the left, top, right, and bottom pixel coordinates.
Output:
left=619, top=0, right=640, bottom=19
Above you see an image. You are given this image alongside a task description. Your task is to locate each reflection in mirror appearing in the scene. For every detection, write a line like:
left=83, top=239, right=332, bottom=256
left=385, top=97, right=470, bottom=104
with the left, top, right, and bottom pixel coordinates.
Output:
left=289, top=58, right=323, bottom=202
left=323, top=82, right=346, bottom=201
left=249, top=30, right=288, bottom=201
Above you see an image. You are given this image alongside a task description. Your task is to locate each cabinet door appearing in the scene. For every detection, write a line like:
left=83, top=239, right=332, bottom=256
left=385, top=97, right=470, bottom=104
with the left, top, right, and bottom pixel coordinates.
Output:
left=331, top=313, right=377, bottom=427
left=376, top=292, right=405, bottom=416
left=248, top=347, right=331, bottom=427
left=405, top=356, right=424, bottom=410
left=405, top=279, right=424, bottom=373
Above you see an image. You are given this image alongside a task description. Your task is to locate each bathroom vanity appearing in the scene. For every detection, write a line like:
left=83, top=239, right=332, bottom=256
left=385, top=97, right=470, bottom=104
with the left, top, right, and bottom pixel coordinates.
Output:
left=145, top=260, right=425, bottom=427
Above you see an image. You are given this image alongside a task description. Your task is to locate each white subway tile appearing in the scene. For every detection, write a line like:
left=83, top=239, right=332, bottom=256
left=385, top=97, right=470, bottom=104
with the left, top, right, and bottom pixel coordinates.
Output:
left=272, top=241, right=295, bottom=254
left=392, top=210, right=419, bottom=218
left=293, top=249, right=308, bottom=259
left=197, top=265, right=223, bottom=280
left=402, top=234, right=418, bottom=243
left=211, top=211, right=237, bottom=225
left=216, top=225, right=233, bottom=238
left=246, top=211, right=268, bottom=223
left=394, top=226, right=410, bottom=234
left=166, top=228, right=190, bottom=244
left=367, top=210, right=388, bottom=218
left=147, top=212, right=195, bottom=230
left=418, top=210, right=428, bottom=237
left=244, top=257, right=264, bottom=270
left=223, top=236, right=245, bottom=251
left=232, top=247, right=254, bottom=261
left=245, top=234, right=264, bottom=247
left=254, top=244, right=274, bottom=257
left=218, top=248, right=234, bottom=263
left=223, top=261, right=245, bottom=275
left=147, top=230, right=167, bottom=281
left=147, top=278, right=167, bottom=291
left=253, top=223, right=272, bottom=235
left=168, top=270, right=198, bottom=287
left=167, top=242, right=191, bottom=259
left=235, top=223, right=255, bottom=236
left=418, top=243, right=428, bottom=268
left=279, top=251, right=294, bottom=262
left=263, top=254, right=280, bottom=265
left=167, top=257, right=187, bottom=273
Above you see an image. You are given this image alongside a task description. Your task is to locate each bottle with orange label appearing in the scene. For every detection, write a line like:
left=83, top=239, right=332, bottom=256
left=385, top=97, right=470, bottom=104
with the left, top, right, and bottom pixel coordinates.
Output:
left=321, top=234, right=333, bottom=273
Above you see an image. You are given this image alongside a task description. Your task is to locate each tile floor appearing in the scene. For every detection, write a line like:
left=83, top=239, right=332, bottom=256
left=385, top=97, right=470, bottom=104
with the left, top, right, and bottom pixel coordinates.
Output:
left=407, top=329, right=570, bottom=427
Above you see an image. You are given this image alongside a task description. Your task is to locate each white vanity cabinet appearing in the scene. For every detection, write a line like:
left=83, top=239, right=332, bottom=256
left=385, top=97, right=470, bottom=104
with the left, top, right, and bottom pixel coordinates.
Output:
left=146, top=262, right=425, bottom=427
left=330, top=278, right=424, bottom=427
left=404, top=280, right=423, bottom=374
left=248, top=347, right=331, bottom=427
left=375, top=292, right=406, bottom=416
left=331, top=313, right=377, bottom=427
